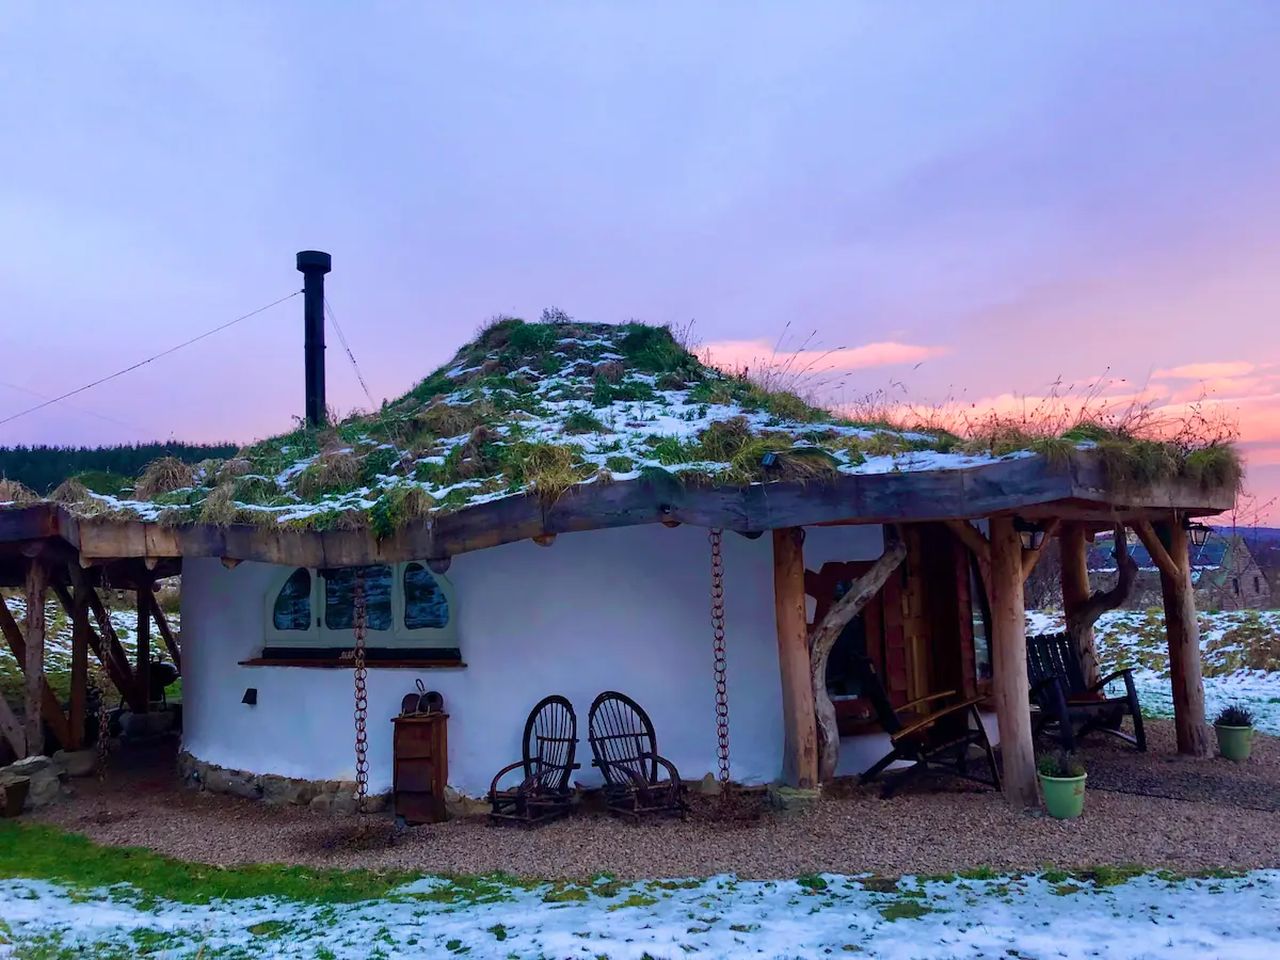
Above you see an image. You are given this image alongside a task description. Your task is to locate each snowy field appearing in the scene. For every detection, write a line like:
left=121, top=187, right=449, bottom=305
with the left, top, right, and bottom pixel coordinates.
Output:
left=1027, top=609, right=1280, bottom=735
left=2, top=869, right=1279, bottom=959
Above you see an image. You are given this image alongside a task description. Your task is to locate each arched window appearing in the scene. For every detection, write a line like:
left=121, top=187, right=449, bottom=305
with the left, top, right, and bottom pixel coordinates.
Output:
left=272, top=568, right=312, bottom=631
left=323, top=565, right=392, bottom=631
left=403, top=563, right=450, bottom=629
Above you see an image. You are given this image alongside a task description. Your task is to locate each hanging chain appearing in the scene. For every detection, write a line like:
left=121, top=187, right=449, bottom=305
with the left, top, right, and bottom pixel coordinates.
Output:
left=352, top=570, right=370, bottom=814
left=91, top=665, right=111, bottom=781
left=709, top=528, right=731, bottom=794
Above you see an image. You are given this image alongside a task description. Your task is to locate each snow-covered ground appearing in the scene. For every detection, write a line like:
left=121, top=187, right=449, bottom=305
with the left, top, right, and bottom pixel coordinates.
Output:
left=1027, top=609, right=1280, bottom=735
left=2, top=870, right=1279, bottom=959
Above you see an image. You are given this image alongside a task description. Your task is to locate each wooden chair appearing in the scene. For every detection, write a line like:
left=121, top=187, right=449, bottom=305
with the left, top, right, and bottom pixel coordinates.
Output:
left=587, top=691, right=687, bottom=818
left=488, top=695, right=580, bottom=824
left=855, top=656, right=1000, bottom=795
left=1026, top=632, right=1145, bottom=752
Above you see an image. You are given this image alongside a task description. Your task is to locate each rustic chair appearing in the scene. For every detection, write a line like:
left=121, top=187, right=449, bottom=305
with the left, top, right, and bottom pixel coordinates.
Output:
left=1026, top=632, right=1145, bottom=752
left=587, top=691, right=687, bottom=818
left=488, top=695, right=580, bottom=825
left=855, top=656, right=1000, bottom=795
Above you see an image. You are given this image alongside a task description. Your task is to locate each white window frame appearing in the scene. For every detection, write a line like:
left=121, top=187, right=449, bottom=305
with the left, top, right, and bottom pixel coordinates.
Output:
left=263, top=562, right=458, bottom=649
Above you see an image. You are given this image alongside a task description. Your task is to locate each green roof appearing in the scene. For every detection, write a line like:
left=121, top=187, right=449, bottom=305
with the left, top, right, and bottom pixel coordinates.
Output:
left=0, top=317, right=1242, bottom=537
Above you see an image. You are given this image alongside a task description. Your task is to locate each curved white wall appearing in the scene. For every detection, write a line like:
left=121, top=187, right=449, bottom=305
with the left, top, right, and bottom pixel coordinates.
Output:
left=181, top=523, right=887, bottom=796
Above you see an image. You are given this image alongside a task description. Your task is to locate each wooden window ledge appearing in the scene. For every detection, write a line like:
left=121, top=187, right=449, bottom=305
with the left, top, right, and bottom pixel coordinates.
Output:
left=239, top=657, right=466, bottom=669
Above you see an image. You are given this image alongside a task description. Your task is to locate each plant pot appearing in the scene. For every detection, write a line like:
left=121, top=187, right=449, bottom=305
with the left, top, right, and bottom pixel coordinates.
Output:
left=1039, top=772, right=1086, bottom=819
left=1215, top=724, right=1254, bottom=762
left=0, top=777, right=30, bottom=818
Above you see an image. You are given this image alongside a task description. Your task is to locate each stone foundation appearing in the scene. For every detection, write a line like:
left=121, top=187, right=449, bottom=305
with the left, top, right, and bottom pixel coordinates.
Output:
left=177, top=751, right=486, bottom=818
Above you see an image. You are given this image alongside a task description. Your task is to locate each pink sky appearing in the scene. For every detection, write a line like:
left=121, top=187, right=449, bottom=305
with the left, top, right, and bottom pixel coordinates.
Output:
left=2, top=4, right=1278, bottom=521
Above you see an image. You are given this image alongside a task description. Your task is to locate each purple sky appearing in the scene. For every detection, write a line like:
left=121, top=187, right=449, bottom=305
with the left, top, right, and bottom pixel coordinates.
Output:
left=3, top=4, right=1279, bottom=519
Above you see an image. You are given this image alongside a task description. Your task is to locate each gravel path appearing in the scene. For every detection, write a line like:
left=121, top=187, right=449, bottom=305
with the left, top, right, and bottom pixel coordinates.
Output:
left=30, top=720, right=1280, bottom=880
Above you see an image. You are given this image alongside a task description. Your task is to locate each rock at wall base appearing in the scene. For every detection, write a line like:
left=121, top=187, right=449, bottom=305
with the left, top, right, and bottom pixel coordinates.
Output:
left=53, top=749, right=97, bottom=779
left=766, top=784, right=821, bottom=816
left=443, top=785, right=489, bottom=819
left=0, top=756, right=65, bottom=810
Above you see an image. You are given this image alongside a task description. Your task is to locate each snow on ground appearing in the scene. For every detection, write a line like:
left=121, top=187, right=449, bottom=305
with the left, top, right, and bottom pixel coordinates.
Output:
left=2, top=870, right=1279, bottom=959
left=1027, top=609, right=1280, bottom=735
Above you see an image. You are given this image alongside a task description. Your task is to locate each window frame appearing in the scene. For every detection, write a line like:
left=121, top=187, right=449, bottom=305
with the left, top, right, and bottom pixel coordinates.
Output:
left=262, top=562, right=458, bottom=650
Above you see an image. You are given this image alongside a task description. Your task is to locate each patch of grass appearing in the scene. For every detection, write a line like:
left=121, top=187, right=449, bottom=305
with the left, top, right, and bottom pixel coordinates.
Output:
left=0, top=822, right=413, bottom=904
left=0, top=478, right=39, bottom=504
left=368, top=485, right=435, bottom=539
left=563, top=410, right=606, bottom=434
left=133, top=457, right=195, bottom=500
left=1182, top=444, right=1242, bottom=491
left=68, top=470, right=133, bottom=497
left=607, top=892, right=659, bottom=911
left=796, top=874, right=829, bottom=892
left=294, top=450, right=362, bottom=498
left=416, top=400, right=496, bottom=439
left=877, top=899, right=934, bottom=921
left=617, top=323, right=698, bottom=376
left=604, top=455, right=635, bottom=473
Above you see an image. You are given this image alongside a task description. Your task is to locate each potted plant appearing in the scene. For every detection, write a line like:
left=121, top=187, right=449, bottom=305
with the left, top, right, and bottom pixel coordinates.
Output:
left=1037, top=751, right=1086, bottom=819
left=1214, top=704, right=1255, bottom=762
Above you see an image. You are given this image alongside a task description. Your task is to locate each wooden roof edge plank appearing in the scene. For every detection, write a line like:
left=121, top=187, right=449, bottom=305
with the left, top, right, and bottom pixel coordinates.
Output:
left=2, top=450, right=1239, bottom=567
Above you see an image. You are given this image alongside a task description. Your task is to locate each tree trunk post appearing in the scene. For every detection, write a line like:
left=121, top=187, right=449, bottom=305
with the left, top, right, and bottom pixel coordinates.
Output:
left=989, top=516, right=1038, bottom=808
left=1059, top=522, right=1099, bottom=687
left=136, top=584, right=151, bottom=711
left=772, top=527, right=818, bottom=789
left=68, top=586, right=90, bottom=751
left=1157, top=520, right=1212, bottom=757
left=24, top=560, right=48, bottom=757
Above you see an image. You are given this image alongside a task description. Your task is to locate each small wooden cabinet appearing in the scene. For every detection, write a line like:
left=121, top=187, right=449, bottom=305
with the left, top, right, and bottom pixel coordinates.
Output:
left=391, top=713, right=449, bottom=824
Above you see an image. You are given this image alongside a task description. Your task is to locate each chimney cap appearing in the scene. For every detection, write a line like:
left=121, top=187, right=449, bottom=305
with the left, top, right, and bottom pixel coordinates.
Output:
left=296, top=250, right=332, bottom=273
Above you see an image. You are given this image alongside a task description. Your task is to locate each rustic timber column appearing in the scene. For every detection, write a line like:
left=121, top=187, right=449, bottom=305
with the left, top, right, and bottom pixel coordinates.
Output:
left=1155, top=521, right=1212, bottom=757
left=1059, top=522, right=1099, bottom=687
left=136, top=583, right=152, bottom=710
left=68, top=586, right=90, bottom=750
left=988, top=516, right=1038, bottom=808
left=772, top=527, right=818, bottom=789
left=24, top=560, right=48, bottom=756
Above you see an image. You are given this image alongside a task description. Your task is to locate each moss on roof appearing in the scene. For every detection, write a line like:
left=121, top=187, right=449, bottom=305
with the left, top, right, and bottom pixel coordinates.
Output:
left=2, top=317, right=1241, bottom=534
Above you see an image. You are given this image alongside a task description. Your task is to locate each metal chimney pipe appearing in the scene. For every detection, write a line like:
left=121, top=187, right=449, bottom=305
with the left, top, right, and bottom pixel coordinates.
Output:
left=296, top=250, right=331, bottom=428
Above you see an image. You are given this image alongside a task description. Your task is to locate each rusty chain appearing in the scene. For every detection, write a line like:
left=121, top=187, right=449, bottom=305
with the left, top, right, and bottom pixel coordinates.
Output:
left=352, top=569, right=370, bottom=815
left=91, top=665, right=110, bottom=781
left=709, top=528, right=731, bottom=795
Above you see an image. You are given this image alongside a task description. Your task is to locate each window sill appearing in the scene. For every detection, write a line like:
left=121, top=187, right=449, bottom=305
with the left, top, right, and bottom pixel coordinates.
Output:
left=239, top=657, right=466, bottom=669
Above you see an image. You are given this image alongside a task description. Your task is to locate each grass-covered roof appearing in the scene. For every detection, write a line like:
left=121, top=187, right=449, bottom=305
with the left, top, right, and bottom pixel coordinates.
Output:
left=0, top=316, right=1242, bottom=537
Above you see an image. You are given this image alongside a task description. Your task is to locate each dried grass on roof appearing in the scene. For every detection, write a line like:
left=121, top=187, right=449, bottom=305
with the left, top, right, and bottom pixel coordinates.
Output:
left=134, top=457, right=196, bottom=500
left=0, top=478, right=38, bottom=504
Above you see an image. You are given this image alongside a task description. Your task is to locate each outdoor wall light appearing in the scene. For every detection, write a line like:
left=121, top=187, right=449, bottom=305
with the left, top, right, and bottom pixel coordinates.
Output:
left=1014, top=517, right=1046, bottom=551
left=1184, top=518, right=1212, bottom=547
left=242, top=688, right=258, bottom=706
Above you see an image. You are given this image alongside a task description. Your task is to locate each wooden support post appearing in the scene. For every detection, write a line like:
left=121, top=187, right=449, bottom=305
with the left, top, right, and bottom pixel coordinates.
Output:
left=1151, top=520, right=1212, bottom=757
left=136, top=586, right=151, bottom=709
left=772, top=527, right=818, bottom=789
left=149, top=594, right=182, bottom=674
left=51, top=578, right=141, bottom=713
left=0, top=688, right=25, bottom=758
left=1059, top=522, right=1099, bottom=687
left=0, top=590, right=71, bottom=749
left=988, top=516, right=1038, bottom=808
left=68, top=587, right=90, bottom=751
left=24, top=560, right=48, bottom=756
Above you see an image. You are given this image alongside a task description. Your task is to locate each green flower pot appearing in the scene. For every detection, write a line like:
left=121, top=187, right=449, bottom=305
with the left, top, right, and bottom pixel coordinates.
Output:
left=1039, top=772, right=1086, bottom=819
left=1215, top=724, right=1253, bottom=762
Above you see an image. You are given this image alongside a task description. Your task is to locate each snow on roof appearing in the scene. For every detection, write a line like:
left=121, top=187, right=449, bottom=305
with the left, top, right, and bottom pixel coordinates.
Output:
left=4, top=317, right=1241, bottom=535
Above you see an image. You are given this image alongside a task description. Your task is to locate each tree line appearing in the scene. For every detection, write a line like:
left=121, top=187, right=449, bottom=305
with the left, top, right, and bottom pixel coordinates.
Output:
left=0, top=442, right=237, bottom=493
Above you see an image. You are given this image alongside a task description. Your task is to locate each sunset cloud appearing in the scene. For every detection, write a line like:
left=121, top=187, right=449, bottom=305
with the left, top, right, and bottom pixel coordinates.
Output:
left=700, top=339, right=948, bottom=376
left=1153, top=361, right=1261, bottom=380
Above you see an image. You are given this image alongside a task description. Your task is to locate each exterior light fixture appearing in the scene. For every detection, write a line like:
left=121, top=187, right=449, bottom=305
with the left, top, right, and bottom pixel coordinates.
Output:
left=1184, top=518, right=1211, bottom=547
left=1014, top=517, right=1046, bottom=551
left=241, top=688, right=258, bottom=706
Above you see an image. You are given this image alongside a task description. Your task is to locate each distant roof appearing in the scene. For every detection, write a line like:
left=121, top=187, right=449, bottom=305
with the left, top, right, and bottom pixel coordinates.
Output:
left=1088, top=530, right=1232, bottom=573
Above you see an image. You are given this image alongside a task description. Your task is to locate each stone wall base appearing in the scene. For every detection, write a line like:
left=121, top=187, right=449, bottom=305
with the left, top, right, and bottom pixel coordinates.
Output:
left=177, top=751, right=487, bottom=818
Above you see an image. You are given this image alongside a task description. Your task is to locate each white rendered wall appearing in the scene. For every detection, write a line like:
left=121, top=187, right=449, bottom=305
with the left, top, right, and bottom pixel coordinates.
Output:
left=181, top=523, right=887, bottom=797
